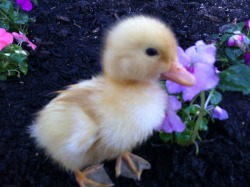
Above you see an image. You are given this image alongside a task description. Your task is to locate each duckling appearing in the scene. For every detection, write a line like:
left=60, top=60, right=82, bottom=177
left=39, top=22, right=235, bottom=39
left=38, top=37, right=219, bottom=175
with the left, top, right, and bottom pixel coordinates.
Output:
left=30, top=15, right=195, bottom=187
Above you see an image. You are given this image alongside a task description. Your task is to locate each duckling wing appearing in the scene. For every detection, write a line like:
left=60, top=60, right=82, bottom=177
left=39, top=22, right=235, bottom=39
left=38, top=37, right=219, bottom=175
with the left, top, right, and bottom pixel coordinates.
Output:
left=30, top=77, right=104, bottom=170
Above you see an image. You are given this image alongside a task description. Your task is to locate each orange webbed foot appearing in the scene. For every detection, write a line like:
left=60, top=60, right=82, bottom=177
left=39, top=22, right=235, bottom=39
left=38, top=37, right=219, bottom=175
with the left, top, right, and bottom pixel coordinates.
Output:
left=75, top=164, right=113, bottom=187
left=115, top=152, right=151, bottom=180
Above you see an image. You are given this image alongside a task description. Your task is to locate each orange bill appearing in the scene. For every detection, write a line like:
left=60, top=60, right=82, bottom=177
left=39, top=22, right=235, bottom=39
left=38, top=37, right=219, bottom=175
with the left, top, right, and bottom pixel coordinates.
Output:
left=160, top=61, right=195, bottom=86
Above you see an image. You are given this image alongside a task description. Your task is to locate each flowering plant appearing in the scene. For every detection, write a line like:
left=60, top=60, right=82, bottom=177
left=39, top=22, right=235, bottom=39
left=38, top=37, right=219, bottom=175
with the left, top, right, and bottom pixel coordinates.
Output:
left=159, top=20, right=250, bottom=149
left=0, top=0, right=37, bottom=80
left=213, top=19, right=250, bottom=67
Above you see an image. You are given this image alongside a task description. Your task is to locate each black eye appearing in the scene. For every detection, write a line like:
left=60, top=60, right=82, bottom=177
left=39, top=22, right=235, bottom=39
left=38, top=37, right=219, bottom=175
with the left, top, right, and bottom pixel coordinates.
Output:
left=145, top=48, right=159, bottom=56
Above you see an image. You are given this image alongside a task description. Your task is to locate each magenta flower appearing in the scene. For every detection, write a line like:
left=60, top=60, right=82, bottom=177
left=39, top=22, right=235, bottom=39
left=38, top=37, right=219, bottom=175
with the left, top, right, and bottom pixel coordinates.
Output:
left=212, top=106, right=228, bottom=120
left=227, top=34, right=245, bottom=47
left=245, top=52, right=250, bottom=66
left=246, top=20, right=250, bottom=31
left=0, top=28, right=13, bottom=51
left=166, top=41, right=219, bottom=101
left=159, top=96, right=185, bottom=133
left=12, top=32, right=37, bottom=50
left=16, top=0, right=32, bottom=11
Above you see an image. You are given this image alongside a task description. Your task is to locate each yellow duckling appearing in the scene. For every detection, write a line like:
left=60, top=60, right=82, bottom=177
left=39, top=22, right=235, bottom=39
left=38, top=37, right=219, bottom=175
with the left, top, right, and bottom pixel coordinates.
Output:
left=30, top=15, right=194, bottom=187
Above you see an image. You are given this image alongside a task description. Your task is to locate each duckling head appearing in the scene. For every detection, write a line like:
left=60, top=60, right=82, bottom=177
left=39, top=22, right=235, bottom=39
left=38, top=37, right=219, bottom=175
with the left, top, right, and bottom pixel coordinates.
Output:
left=102, top=15, right=195, bottom=86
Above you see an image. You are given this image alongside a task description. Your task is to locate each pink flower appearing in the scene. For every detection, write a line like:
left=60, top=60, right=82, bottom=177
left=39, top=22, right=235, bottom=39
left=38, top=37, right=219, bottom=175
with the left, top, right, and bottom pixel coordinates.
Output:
left=158, top=96, right=186, bottom=133
left=212, top=106, right=228, bottom=120
left=246, top=20, right=250, bottom=31
left=16, top=0, right=32, bottom=11
left=227, top=34, right=245, bottom=47
left=0, top=28, right=14, bottom=51
left=245, top=52, right=250, bottom=66
left=166, top=41, right=219, bottom=101
left=12, top=32, right=37, bottom=50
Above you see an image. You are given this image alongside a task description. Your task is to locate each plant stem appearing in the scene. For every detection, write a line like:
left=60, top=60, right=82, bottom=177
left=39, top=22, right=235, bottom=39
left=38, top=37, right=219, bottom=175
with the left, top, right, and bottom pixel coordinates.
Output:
left=190, top=91, right=206, bottom=143
left=204, top=89, right=214, bottom=109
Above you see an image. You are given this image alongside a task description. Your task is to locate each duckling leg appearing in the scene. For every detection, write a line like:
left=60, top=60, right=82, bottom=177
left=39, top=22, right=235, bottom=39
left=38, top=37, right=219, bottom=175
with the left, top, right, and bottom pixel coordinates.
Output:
left=75, top=164, right=113, bottom=187
left=115, top=152, right=151, bottom=180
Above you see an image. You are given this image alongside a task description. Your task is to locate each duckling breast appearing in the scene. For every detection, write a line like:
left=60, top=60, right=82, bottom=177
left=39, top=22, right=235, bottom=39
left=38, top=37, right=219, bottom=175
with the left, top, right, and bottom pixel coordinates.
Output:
left=96, top=82, right=168, bottom=154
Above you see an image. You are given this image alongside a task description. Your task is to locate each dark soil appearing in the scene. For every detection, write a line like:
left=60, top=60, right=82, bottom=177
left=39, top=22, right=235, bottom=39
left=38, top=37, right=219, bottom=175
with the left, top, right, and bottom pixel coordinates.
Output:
left=1, top=0, right=250, bottom=186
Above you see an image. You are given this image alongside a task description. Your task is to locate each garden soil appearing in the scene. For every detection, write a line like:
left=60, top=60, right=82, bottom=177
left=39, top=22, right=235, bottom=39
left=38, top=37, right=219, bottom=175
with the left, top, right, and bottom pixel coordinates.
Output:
left=1, top=0, right=250, bottom=186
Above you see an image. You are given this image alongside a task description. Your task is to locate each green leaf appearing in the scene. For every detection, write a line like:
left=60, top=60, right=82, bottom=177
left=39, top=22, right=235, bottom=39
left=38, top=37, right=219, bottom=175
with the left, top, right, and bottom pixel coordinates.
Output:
left=210, top=90, right=222, bottom=105
left=224, top=28, right=235, bottom=34
left=236, top=22, right=246, bottom=31
left=175, top=130, right=192, bottom=145
left=0, top=0, right=14, bottom=13
left=186, top=120, right=195, bottom=129
left=0, top=74, right=7, bottom=80
left=220, top=34, right=232, bottom=43
left=159, top=131, right=172, bottom=143
left=225, top=47, right=243, bottom=61
left=32, top=0, right=39, bottom=6
left=219, top=24, right=236, bottom=33
left=20, top=62, right=28, bottom=75
left=184, top=105, right=200, bottom=115
left=217, top=64, right=250, bottom=94
left=10, top=11, right=29, bottom=25
left=0, top=45, right=28, bottom=80
left=0, top=20, right=10, bottom=30
left=199, top=118, right=208, bottom=131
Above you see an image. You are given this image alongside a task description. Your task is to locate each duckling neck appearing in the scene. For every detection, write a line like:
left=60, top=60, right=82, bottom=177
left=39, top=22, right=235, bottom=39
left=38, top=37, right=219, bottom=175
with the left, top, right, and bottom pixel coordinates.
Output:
left=104, top=76, right=156, bottom=88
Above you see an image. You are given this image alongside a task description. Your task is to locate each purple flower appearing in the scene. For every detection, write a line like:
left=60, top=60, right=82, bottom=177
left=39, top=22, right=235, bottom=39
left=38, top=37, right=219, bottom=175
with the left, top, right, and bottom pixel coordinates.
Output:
left=212, top=106, right=228, bottom=120
left=246, top=20, right=250, bottom=31
left=227, top=34, right=245, bottom=47
left=16, top=0, right=32, bottom=11
left=166, top=41, right=219, bottom=101
left=159, top=96, right=186, bottom=133
left=245, top=52, right=250, bottom=66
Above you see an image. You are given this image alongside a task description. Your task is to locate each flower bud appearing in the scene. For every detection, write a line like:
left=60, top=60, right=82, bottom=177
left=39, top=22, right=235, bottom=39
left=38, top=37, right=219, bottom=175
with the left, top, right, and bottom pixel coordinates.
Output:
left=212, top=106, right=228, bottom=120
left=245, top=52, right=250, bottom=66
left=246, top=20, right=250, bottom=31
left=227, top=34, right=245, bottom=47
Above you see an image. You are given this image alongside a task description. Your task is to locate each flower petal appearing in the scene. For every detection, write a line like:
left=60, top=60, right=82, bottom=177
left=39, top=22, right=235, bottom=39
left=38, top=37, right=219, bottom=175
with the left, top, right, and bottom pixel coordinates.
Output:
left=182, top=63, right=219, bottom=101
left=16, top=0, right=25, bottom=5
left=245, top=20, right=250, bottom=31
left=166, top=80, right=183, bottom=94
left=0, top=28, right=13, bottom=51
left=188, top=40, right=216, bottom=65
left=245, top=52, right=250, bottom=66
left=212, top=106, right=229, bottom=120
left=161, top=111, right=186, bottom=133
left=12, top=32, right=37, bottom=50
left=16, top=0, right=32, bottom=11
left=168, top=95, right=182, bottom=111
left=177, top=46, right=191, bottom=66
left=22, top=0, right=32, bottom=11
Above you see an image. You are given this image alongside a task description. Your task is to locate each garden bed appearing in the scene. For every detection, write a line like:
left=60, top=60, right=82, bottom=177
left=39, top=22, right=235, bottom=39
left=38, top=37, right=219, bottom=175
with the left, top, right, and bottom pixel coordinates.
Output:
left=1, top=0, right=250, bottom=186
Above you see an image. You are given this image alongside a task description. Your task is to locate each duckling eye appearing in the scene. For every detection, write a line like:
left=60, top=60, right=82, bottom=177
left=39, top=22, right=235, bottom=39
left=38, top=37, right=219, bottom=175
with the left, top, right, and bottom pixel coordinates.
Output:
left=145, top=48, right=159, bottom=56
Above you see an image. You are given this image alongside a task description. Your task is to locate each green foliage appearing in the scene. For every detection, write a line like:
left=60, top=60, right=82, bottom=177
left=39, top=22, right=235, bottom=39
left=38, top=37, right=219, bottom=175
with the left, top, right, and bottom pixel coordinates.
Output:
left=217, top=64, right=250, bottom=94
left=210, top=90, right=222, bottom=105
left=175, top=129, right=192, bottom=145
left=32, top=0, right=38, bottom=6
left=160, top=90, right=214, bottom=146
left=0, top=45, right=28, bottom=80
left=159, top=131, right=172, bottom=143
left=0, top=0, right=29, bottom=32
left=159, top=20, right=250, bottom=148
left=225, top=47, right=242, bottom=61
left=0, top=0, right=35, bottom=80
left=216, top=21, right=250, bottom=68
